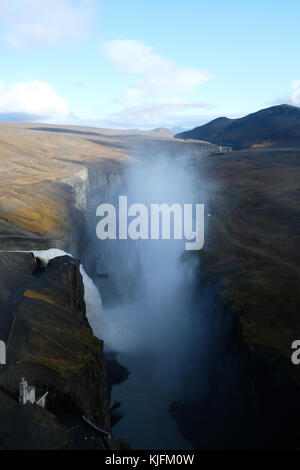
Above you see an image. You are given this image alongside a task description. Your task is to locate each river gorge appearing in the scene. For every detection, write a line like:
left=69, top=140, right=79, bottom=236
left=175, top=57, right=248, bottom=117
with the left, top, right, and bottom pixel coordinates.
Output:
left=0, top=124, right=299, bottom=449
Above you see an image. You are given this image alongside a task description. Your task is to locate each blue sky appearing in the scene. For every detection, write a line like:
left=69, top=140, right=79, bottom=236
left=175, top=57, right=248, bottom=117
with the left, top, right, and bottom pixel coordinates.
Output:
left=0, top=0, right=299, bottom=129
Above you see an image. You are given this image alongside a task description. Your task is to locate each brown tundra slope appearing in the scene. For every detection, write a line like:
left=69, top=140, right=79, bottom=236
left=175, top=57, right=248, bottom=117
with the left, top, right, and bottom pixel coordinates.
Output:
left=0, top=122, right=218, bottom=252
left=199, top=147, right=300, bottom=371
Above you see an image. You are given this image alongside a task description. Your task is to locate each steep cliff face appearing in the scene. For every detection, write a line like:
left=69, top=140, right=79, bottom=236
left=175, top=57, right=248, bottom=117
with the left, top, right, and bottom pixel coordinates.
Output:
left=170, top=147, right=300, bottom=449
left=0, top=124, right=142, bottom=449
left=0, top=253, right=113, bottom=449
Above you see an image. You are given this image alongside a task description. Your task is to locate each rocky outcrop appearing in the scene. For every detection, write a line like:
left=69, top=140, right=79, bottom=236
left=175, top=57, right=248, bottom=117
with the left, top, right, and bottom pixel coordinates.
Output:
left=0, top=403, right=70, bottom=450
left=0, top=253, right=113, bottom=449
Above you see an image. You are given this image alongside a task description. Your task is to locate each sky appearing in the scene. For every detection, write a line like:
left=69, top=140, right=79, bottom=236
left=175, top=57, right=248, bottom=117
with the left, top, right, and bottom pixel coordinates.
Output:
left=0, top=0, right=299, bottom=130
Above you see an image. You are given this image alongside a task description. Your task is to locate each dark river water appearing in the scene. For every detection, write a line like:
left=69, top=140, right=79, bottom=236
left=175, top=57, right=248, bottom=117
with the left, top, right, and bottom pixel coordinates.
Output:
left=110, top=350, right=192, bottom=450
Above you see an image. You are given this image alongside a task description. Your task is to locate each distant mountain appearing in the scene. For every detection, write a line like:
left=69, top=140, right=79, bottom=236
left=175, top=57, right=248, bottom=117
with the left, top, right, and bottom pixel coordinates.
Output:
left=175, top=104, right=300, bottom=149
left=150, top=127, right=174, bottom=135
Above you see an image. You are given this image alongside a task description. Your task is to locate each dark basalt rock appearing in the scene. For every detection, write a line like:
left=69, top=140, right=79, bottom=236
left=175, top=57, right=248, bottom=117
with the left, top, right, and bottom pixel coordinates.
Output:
left=0, top=403, right=70, bottom=450
left=0, top=253, right=113, bottom=449
left=106, top=351, right=130, bottom=396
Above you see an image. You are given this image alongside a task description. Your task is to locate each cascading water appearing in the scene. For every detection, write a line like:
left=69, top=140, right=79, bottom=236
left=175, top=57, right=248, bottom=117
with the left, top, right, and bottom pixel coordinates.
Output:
left=30, top=249, right=106, bottom=341
left=78, top=265, right=106, bottom=340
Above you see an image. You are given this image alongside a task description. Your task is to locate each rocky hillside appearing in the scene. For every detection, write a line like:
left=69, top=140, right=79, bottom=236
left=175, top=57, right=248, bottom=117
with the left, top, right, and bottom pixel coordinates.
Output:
left=0, top=122, right=220, bottom=253
left=175, top=104, right=300, bottom=149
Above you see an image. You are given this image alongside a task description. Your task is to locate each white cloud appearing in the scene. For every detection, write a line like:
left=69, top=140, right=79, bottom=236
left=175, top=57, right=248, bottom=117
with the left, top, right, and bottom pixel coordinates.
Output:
left=291, top=80, right=300, bottom=105
left=268, top=81, right=300, bottom=107
left=0, top=0, right=94, bottom=49
left=90, top=99, right=216, bottom=129
left=103, top=40, right=213, bottom=101
left=0, top=80, right=72, bottom=121
left=0, top=80, right=216, bottom=129
left=0, top=81, right=216, bottom=129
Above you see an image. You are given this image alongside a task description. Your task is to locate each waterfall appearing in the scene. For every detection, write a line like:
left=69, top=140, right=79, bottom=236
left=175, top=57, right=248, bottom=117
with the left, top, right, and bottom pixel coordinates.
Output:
left=79, top=265, right=105, bottom=339
left=31, top=249, right=105, bottom=340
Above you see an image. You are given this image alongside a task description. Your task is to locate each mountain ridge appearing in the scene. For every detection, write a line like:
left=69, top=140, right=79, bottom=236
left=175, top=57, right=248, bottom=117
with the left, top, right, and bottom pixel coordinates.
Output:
left=175, top=104, right=300, bottom=149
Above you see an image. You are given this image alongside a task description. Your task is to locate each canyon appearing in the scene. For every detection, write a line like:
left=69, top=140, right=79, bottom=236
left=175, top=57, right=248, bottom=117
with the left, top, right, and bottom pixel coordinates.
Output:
left=0, top=122, right=299, bottom=449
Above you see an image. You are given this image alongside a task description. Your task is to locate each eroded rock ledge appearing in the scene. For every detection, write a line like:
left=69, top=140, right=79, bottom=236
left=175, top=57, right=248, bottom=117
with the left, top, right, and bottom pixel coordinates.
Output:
left=0, top=252, right=123, bottom=450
